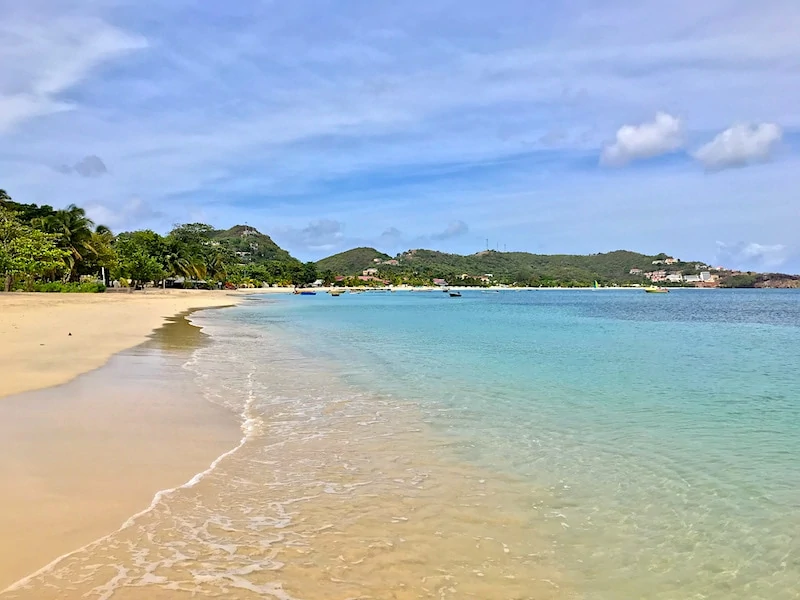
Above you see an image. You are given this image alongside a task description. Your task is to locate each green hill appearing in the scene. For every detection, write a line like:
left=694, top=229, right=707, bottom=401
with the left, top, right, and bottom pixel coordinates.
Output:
left=211, top=225, right=297, bottom=264
left=316, top=247, right=707, bottom=286
left=315, top=247, right=390, bottom=274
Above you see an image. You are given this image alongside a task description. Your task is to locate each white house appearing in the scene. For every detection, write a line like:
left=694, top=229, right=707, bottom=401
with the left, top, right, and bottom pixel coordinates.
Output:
left=666, top=273, right=684, bottom=283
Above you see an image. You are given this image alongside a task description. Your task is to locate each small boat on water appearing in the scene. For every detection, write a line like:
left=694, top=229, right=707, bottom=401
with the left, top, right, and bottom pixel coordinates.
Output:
left=644, top=286, right=669, bottom=294
left=449, top=291, right=462, bottom=297
left=295, top=290, right=316, bottom=295
left=329, top=290, right=343, bottom=296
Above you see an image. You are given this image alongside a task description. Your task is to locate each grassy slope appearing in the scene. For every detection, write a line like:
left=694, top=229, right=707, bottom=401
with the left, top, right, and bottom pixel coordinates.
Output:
left=315, top=247, right=391, bottom=274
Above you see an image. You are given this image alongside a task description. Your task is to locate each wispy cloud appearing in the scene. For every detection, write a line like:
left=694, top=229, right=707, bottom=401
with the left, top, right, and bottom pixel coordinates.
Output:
left=716, top=240, right=789, bottom=271
left=56, top=155, right=108, bottom=177
left=0, top=13, right=147, bottom=133
left=430, top=220, right=469, bottom=241
left=85, top=197, right=164, bottom=229
left=0, top=0, right=799, bottom=270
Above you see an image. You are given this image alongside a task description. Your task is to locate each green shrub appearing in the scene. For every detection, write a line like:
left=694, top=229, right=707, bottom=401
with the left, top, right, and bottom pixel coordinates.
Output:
left=32, top=281, right=106, bottom=293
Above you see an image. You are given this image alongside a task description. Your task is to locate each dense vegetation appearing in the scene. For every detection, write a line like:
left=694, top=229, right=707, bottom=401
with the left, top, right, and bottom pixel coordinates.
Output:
left=317, top=248, right=709, bottom=287
left=315, top=247, right=391, bottom=276
left=1, top=190, right=317, bottom=291
left=5, top=187, right=795, bottom=292
left=719, top=272, right=800, bottom=289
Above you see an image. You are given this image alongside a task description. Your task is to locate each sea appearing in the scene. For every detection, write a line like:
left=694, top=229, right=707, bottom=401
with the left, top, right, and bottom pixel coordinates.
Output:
left=5, top=289, right=799, bottom=599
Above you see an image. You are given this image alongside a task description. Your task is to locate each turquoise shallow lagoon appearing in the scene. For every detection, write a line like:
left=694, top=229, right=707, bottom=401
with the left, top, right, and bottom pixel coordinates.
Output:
left=7, top=289, right=797, bottom=599
left=239, top=289, right=800, bottom=599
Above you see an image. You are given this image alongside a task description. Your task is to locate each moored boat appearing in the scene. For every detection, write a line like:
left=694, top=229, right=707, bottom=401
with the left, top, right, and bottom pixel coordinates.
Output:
left=449, top=291, right=462, bottom=297
left=644, top=287, right=669, bottom=294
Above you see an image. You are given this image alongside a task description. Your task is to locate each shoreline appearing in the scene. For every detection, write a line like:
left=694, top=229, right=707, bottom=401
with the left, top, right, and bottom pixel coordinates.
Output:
left=0, top=304, right=245, bottom=591
left=0, top=289, right=259, bottom=400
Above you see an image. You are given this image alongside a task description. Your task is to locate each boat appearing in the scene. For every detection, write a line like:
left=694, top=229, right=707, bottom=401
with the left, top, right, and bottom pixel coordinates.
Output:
left=644, top=286, right=669, bottom=294
left=329, top=290, right=343, bottom=296
left=449, top=291, right=462, bottom=297
left=298, top=291, right=316, bottom=295
left=593, top=280, right=600, bottom=289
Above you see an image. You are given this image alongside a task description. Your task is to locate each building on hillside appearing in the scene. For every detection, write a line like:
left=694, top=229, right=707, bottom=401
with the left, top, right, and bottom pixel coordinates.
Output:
left=666, top=273, right=684, bottom=283
left=362, top=268, right=379, bottom=276
left=433, top=278, right=448, bottom=286
left=665, top=257, right=679, bottom=265
left=383, top=259, right=400, bottom=266
left=651, top=260, right=664, bottom=265
left=645, top=270, right=667, bottom=282
left=699, top=271, right=713, bottom=282
left=372, top=258, right=382, bottom=263
left=335, top=276, right=345, bottom=282
left=311, top=279, right=324, bottom=287
left=629, top=268, right=643, bottom=275
left=695, top=264, right=710, bottom=271
left=683, top=274, right=701, bottom=283
left=358, top=275, right=390, bottom=284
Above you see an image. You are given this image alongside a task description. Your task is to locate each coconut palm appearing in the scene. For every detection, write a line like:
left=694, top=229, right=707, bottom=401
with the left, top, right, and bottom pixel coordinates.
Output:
left=40, top=204, right=108, bottom=281
left=162, top=240, right=206, bottom=285
left=206, top=251, right=228, bottom=282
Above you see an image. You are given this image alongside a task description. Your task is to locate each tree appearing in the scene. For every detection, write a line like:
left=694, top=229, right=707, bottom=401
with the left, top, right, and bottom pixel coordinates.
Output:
left=206, top=251, right=229, bottom=282
left=112, top=231, right=165, bottom=289
left=1, top=207, right=67, bottom=291
left=40, top=204, right=108, bottom=281
left=163, top=238, right=204, bottom=281
left=290, top=262, right=318, bottom=286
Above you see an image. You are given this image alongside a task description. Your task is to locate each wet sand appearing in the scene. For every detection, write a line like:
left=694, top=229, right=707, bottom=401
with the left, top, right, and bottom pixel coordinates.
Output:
left=0, top=313, right=242, bottom=590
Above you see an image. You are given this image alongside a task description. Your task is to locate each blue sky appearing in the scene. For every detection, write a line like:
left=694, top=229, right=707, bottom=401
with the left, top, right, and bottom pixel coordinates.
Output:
left=1, top=0, right=799, bottom=271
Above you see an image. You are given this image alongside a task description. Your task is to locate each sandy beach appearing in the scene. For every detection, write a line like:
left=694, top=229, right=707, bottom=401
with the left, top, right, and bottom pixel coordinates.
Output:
left=0, top=290, right=257, bottom=589
left=0, top=289, right=264, bottom=399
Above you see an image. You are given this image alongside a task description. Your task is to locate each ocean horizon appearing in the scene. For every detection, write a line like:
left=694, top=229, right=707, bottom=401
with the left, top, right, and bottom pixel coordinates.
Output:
left=6, top=288, right=799, bottom=599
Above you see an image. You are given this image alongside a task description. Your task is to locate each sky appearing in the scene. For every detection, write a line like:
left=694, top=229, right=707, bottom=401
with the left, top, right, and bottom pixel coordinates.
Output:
left=1, top=0, right=799, bottom=271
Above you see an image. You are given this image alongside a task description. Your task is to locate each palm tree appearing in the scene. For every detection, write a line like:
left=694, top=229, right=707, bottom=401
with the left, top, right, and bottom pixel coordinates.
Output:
left=206, top=252, right=228, bottom=282
left=162, top=240, right=206, bottom=287
left=39, top=205, right=107, bottom=281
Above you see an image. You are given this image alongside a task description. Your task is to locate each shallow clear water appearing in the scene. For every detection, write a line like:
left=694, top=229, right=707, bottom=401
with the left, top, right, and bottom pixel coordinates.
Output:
left=235, top=289, right=800, bottom=599
left=5, top=289, right=798, bottom=599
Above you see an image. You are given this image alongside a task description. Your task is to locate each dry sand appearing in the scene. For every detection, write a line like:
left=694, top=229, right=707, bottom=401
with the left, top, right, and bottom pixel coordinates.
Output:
left=0, top=289, right=262, bottom=399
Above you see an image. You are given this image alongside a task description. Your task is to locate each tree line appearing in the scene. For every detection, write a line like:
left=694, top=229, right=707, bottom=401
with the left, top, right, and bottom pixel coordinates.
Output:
left=0, top=191, right=318, bottom=292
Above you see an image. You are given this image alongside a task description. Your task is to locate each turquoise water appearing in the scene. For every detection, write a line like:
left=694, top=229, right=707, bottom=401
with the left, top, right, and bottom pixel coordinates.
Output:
left=236, top=289, right=800, bottom=599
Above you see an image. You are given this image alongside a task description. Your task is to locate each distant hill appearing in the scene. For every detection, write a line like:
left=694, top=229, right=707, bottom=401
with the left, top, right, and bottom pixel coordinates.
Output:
left=316, top=247, right=708, bottom=286
left=211, top=225, right=297, bottom=264
left=316, top=247, right=391, bottom=274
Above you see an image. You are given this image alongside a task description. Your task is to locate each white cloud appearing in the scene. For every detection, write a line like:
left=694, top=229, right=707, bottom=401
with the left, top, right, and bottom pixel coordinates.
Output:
left=694, top=123, right=783, bottom=170
left=716, top=240, right=788, bottom=270
left=600, top=112, right=684, bottom=166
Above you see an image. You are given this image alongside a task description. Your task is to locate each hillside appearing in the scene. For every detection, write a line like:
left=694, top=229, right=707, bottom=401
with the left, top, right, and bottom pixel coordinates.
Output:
left=315, top=247, right=390, bottom=274
left=316, top=247, right=708, bottom=286
left=211, top=225, right=297, bottom=264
